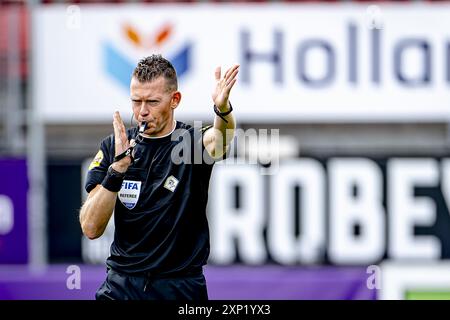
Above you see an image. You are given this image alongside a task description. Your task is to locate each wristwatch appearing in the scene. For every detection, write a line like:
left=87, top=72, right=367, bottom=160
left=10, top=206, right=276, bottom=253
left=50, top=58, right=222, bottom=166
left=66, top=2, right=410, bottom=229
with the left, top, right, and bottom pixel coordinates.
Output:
left=214, top=103, right=233, bottom=123
left=107, top=164, right=126, bottom=178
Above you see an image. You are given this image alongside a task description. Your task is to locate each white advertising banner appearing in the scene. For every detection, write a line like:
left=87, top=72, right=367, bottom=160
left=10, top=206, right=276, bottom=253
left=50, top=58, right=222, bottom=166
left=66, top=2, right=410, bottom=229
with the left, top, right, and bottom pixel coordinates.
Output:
left=33, top=4, right=450, bottom=123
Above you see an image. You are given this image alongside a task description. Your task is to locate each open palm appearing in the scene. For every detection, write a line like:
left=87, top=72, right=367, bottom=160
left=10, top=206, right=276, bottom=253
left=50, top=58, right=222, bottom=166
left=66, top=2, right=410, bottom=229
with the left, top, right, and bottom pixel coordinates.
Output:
left=212, top=64, right=239, bottom=111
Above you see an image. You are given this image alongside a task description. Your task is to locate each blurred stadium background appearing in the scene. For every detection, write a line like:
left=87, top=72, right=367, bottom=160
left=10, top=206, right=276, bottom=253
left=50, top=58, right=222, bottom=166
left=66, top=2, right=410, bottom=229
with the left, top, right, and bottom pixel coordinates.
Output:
left=1, top=0, right=450, bottom=300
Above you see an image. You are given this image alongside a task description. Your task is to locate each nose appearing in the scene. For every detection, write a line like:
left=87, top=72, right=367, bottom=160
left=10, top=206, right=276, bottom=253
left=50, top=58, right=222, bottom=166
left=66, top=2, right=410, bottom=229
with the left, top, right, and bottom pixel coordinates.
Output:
left=139, top=102, right=149, bottom=118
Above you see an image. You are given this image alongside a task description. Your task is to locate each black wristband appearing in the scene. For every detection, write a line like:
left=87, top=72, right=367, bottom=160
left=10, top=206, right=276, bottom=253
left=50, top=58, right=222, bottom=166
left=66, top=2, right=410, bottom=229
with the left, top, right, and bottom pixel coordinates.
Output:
left=214, top=103, right=233, bottom=123
left=101, top=165, right=125, bottom=192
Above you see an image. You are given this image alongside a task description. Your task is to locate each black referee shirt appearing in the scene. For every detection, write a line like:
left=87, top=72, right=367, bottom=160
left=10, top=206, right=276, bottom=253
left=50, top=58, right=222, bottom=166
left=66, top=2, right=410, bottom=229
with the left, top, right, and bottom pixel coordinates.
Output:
left=85, top=121, right=216, bottom=276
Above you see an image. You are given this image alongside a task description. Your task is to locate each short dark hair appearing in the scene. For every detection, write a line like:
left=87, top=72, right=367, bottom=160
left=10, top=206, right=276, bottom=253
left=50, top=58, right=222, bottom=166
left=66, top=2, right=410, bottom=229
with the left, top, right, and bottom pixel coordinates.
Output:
left=132, top=54, right=178, bottom=92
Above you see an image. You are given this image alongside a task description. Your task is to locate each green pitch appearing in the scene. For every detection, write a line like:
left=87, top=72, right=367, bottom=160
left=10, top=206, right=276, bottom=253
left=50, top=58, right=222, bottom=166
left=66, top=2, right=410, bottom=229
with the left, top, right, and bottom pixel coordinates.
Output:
left=406, top=290, right=450, bottom=300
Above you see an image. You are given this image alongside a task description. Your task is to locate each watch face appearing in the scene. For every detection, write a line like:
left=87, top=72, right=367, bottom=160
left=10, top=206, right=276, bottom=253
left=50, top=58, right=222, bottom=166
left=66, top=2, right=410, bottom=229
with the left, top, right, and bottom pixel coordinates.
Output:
left=109, top=165, right=124, bottom=177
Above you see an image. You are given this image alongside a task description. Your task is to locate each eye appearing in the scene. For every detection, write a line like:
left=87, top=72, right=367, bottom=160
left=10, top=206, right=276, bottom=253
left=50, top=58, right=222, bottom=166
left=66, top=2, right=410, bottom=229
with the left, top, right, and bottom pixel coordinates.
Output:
left=147, top=100, right=159, bottom=106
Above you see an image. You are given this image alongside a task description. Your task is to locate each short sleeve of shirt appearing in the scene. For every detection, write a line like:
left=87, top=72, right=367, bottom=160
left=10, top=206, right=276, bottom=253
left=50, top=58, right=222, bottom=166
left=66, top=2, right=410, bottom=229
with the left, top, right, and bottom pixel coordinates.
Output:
left=190, top=124, right=223, bottom=167
left=199, top=125, right=230, bottom=163
left=85, top=135, right=113, bottom=193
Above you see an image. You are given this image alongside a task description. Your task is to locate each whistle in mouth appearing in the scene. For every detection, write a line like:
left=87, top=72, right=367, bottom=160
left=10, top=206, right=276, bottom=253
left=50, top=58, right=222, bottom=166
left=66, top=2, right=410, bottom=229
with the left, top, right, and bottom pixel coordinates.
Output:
left=138, top=122, right=148, bottom=134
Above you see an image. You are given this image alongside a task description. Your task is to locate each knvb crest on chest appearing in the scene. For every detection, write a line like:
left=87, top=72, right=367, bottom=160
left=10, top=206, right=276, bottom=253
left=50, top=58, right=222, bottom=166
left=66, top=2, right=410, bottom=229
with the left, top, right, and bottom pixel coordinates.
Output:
left=164, top=175, right=179, bottom=192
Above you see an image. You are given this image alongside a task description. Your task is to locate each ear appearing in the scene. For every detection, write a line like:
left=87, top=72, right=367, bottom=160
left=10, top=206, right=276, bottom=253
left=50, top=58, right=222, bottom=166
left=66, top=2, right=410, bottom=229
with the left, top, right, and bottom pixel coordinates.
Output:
left=171, top=91, right=181, bottom=109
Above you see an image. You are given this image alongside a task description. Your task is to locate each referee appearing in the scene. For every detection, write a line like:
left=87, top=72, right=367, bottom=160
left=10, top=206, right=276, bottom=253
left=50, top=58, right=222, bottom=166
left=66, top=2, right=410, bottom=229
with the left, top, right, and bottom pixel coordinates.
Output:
left=79, top=55, right=238, bottom=300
